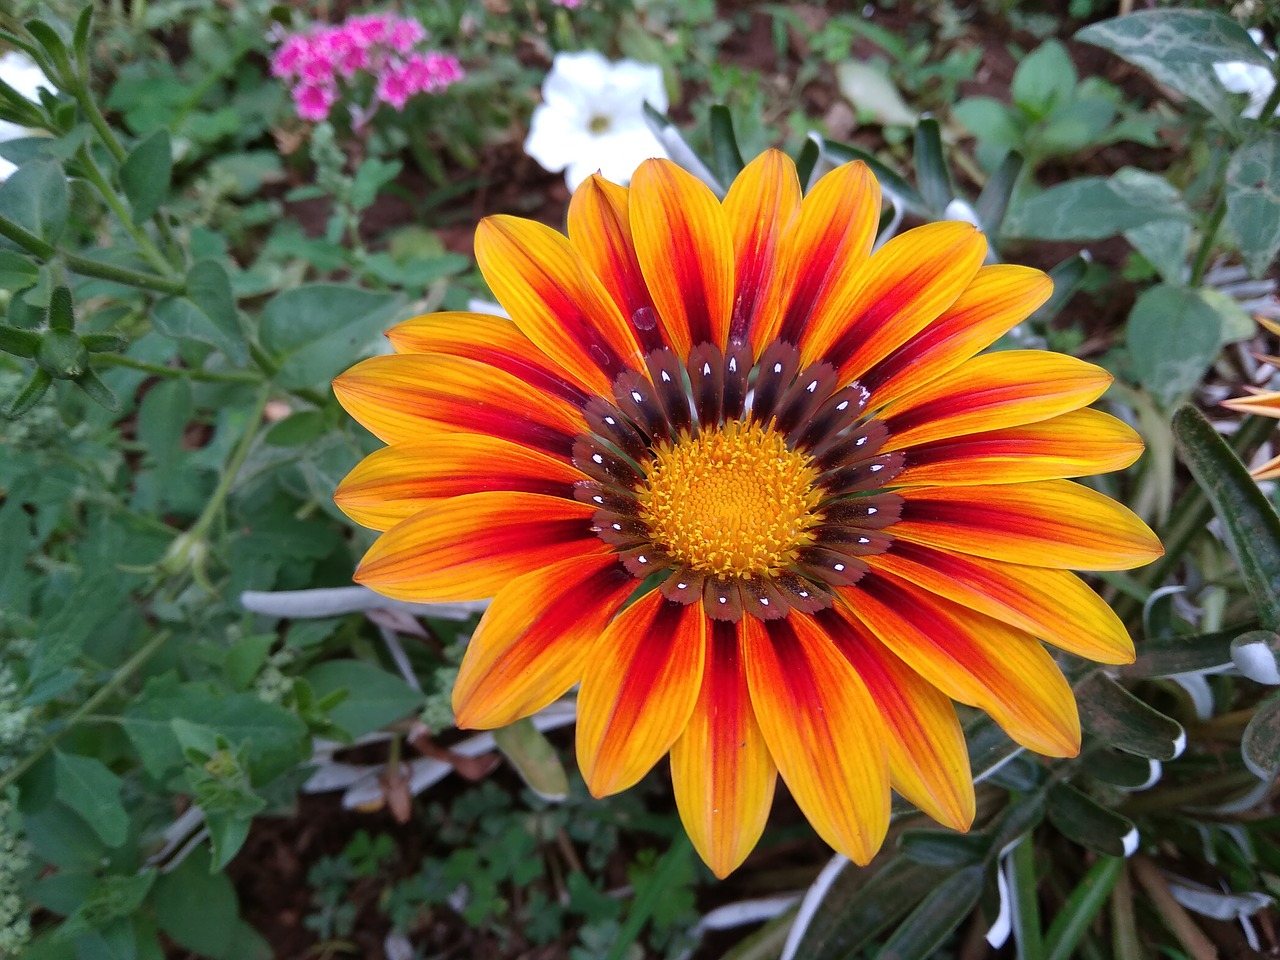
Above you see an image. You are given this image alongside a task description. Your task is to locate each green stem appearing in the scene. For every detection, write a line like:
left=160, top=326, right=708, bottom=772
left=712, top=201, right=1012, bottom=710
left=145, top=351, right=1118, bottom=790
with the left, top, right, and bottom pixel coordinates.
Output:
left=1188, top=196, right=1227, bottom=287
left=1116, top=413, right=1276, bottom=625
left=185, top=384, right=270, bottom=543
left=1010, top=834, right=1047, bottom=960
left=0, top=212, right=184, bottom=294
left=77, top=146, right=173, bottom=275
left=70, top=75, right=128, bottom=164
left=0, top=629, right=172, bottom=792
left=604, top=834, right=693, bottom=960
left=94, top=353, right=260, bottom=384
left=0, top=212, right=55, bottom=259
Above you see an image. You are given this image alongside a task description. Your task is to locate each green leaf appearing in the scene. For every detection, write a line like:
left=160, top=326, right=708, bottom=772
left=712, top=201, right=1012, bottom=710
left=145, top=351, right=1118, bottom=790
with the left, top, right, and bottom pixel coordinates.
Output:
left=1124, top=219, right=1190, bottom=285
left=707, top=105, right=745, bottom=187
left=953, top=97, right=1022, bottom=149
left=205, top=810, right=253, bottom=872
left=0, top=249, right=39, bottom=290
left=1029, top=253, right=1090, bottom=325
left=54, top=871, right=155, bottom=940
left=1087, top=748, right=1160, bottom=790
left=876, top=864, right=985, bottom=960
left=1044, top=856, right=1124, bottom=960
left=819, top=137, right=926, bottom=214
left=119, top=129, right=172, bottom=222
left=1242, top=693, right=1280, bottom=778
left=303, top=659, right=423, bottom=739
left=1127, top=284, right=1222, bottom=407
left=1076, top=673, right=1185, bottom=761
left=1046, top=783, right=1138, bottom=857
left=258, top=284, right=400, bottom=390
left=897, top=829, right=990, bottom=867
left=1013, top=40, right=1078, bottom=116
left=493, top=717, right=570, bottom=801
left=835, top=60, right=916, bottom=128
left=1225, top=132, right=1280, bottom=279
left=1076, top=11, right=1268, bottom=130
left=52, top=751, right=129, bottom=848
left=913, top=116, right=954, bottom=213
left=1172, top=404, right=1280, bottom=632
left=152, top=260, right=246, bottom=366
left=974, top=150, right=1023, bottom=238
left=152, top=845, right=240, bottom=959
left=0, top=159, right=69, bottom=245
left=1003, top=169, right=1188, bottom=240
left=136, top=378, right=191, bottom=472
left=1121, top=628, right=1235, bottom=678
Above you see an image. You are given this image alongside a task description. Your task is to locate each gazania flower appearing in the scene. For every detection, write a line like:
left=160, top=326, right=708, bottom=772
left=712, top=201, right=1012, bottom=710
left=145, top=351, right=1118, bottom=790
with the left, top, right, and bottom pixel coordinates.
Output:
left=333, top=151, right=1162, bottom=877
left=1223, top=316, right=1280, bottom=480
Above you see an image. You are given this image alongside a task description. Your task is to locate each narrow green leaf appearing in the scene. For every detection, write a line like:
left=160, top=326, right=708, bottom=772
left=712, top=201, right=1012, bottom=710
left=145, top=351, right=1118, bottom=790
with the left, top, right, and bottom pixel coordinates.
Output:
left=819, top=137, right=927, bottom=213
left=24, top=20, right=73, bottom=80
left=119, top=129, right=172, bottom=222
left=1047, top=783, right=1138, bottom=858
left=897, top=829, right=989, bottom=867
left=1087, top=748, right=1160, bottom=791
left=1241, top=693, right=1280, bottom=778
left=876, top=864, right=984, bottom=960
left=52, top=750, right=129, bottom=848
left=1076, top=674, right=1185, bottom=761
left=975, top=150, right=1024, bottom=238
left=493, top=717, right=569, bottom=801
left=1009, top=835, right=1046, bottom=960
left=708, top=105, right=745, bottom=187
left=914, top=116, right=954, bottom=213
left=1172, top=404, right=1280, bottom=632
left=4, top=367, right=51, bottom=417
left=1224, top=132, right=1280, bottom=279
left=0, top=324, right=40, bottom=358
left=1044, top=856, right=1124, bottom=960
left=72, top=5, right=93, bottom=64
left=1029, top=253, right=1090, bottom=325
left=794, top=136, right=821, bottom=191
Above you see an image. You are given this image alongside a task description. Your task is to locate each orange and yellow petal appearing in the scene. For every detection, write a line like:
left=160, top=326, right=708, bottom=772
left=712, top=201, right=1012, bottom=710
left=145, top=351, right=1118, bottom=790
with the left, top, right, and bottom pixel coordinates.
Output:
left=386, top=312, right=587, bottom=404
left=760, top=161, right=881, bottom=352
left=722, top=149, right=802, bottom=347
left=894, top=408, right=1145, bottom=487
left=670, top=619, right=777, bottom=878
left=576, top=592, right=707, bottom=797
left=818, top=609, right=974, bottom=831
left=452, top=554, right=636, bottom=729
left=880, top=351, right=1114, bottom=450
left=864, top=264, right=1053, bottom=406
left=567, top=176, right=664, bottom=353
left=354, top=491, right=603, bottom=602
left=741, top=613, right=890, bottom=864
left=894, top=480, right=1164, bottom=571
left=1222, top=388, right=1280, bottom=418
left=335, top=435, right=586, bottom=532
left=868, top=542, right=1134, bottom=664
left=629, top=159, right=735, bottom=357
left=799, top=222, right=987, bottom=380
left=333, top=353, right=586, bottom=452
left=845, top=574, right=1081, bottom=757
left=475, top=215, right=644, bottom=393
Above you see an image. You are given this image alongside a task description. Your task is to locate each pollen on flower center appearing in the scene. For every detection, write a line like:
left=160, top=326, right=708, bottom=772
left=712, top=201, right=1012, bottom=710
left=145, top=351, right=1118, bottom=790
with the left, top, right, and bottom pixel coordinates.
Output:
left=587, top=114, right=612, bottom=134
left=638, top=420, right=822, bottom=578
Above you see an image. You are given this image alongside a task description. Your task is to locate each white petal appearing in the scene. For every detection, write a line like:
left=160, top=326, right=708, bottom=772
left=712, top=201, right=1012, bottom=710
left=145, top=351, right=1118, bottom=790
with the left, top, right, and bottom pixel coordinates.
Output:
left=542, top=50, right=613, bottom=113
left=589, top=124, right=667, bottom=185
left=0, top=51, right=56, bottom=99
left=524, top=103, right=590, bottom=173
left=601, top=59, right=668, bottom=114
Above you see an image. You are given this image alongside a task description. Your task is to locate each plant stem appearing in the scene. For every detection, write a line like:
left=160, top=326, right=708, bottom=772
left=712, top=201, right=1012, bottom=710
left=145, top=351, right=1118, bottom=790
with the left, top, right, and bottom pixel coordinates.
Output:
left=185, top=383, right=271, bottom=544
left=0, top=629, right=172, bottom=792
left=1189, top=196, right=1227, bottom=287
left=63, top=252, right=185, bottom=295
left=77, top=146, right=174, bottom=276
left=0, top=212, right=55, bottom=259
left=93, top=353, right=260, bottom=384
left=70, top=76, right=128, bottom=165
left=1010, top=834, right=1047, bottom=960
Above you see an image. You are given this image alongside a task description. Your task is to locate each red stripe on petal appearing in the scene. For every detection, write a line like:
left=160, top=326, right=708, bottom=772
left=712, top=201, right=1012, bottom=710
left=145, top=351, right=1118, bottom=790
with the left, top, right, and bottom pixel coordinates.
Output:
left=568, top=176, right=666, bottom=354
left=354, top=492, right=604, bottom=602
left=868, top=542, right=1135, bottom=664
left=816, top=609, right=974, bottom=831
left=630, top=159, right=735, bottom=356
left=880, top=351, right=1113, bottom=449
left=671, top=619, right=777, bottom=878
left=452, top=554, right=636, bottom=729
left=335, top=435, right=587, bottom=531
left=333, top=354, right=586, bottom=454
left=576, top=593, right=706, bottom=796
left=476, top=215, right=646, bottom=393
left=799, top=222, right=987, bottom=380
left=840, top=574, right=1080, bottom=757
left=764, top=161, right=881, bottom=353
left=895, top=480, right=1164, bottom=571
left=722, top=150, right=802, bottom=347
left=863, top=265, right=1052, bottom=407
left=742, top=613, right=890, bottom=864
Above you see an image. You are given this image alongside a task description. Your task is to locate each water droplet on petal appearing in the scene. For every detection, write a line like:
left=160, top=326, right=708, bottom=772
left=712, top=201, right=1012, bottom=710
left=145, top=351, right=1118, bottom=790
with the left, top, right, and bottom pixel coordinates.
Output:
left=631, top=306, right=657, bottom=331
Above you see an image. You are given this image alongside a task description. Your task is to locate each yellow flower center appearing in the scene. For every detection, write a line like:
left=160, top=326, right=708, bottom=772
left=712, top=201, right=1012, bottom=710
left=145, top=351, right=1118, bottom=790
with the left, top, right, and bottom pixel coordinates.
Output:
left=638, top=420, right=822, bottom=579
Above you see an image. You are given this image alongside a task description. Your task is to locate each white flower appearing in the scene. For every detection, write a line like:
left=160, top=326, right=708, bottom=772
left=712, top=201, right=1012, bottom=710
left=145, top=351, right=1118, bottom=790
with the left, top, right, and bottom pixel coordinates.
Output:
left=1213, top=29, right=1277, bottom=119
left=0, top=51, right=56, bottom=181
left=523, top=50, right=668, bottom=191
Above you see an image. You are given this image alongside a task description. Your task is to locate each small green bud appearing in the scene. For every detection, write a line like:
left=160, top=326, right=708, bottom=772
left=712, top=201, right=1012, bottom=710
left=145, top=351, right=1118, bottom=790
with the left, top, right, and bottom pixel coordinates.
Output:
left=47, top=285, right=75, bottom=331
left=36, top=328, right=88, bottom=378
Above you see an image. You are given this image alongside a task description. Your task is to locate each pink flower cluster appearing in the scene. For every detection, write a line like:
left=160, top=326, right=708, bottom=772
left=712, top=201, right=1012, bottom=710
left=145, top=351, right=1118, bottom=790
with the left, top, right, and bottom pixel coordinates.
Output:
left=271, top=13, right=463, bottom=123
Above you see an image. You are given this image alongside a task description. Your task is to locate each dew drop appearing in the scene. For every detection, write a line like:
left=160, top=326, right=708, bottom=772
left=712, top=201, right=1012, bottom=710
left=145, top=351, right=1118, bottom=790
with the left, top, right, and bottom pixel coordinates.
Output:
left=589, top=344, right=610, bottom=367
left=631, top=306, right=657, bottom=331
